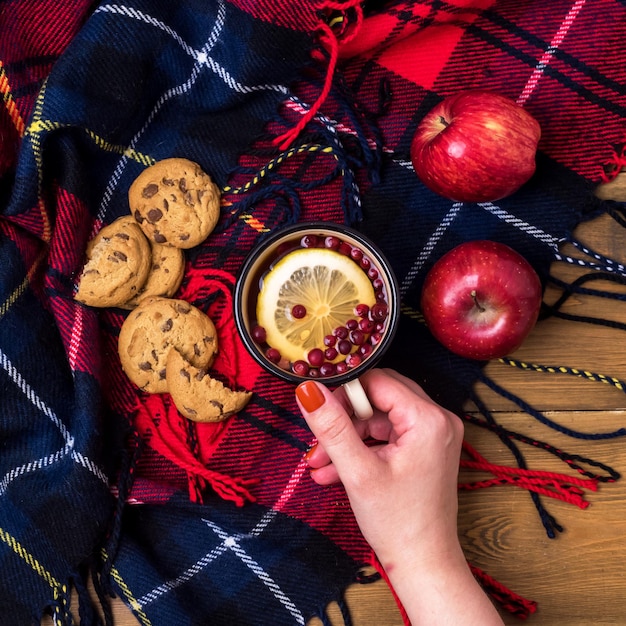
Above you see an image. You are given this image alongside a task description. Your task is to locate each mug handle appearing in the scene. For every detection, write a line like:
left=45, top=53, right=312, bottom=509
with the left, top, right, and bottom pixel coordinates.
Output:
left=343, top=377, right=374, bottom=420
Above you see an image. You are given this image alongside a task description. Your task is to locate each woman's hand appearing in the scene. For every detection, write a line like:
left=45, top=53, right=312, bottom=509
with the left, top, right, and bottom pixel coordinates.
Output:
left=295, top=368, right=503, bottom=625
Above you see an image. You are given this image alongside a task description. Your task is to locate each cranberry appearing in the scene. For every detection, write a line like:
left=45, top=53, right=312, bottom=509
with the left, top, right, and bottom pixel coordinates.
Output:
left=360, top=257, right=371, bottom=271
left=349, top=329, right=365, bottom=345
left=301, top=234, right=319, bottom=248
left=338, top=242, right=352, bottom=256
left=335, top=361, right=348, bottom=375
left=324, top=347, right=338, bottom=361
left=324, top=334, right=337, bottom=347
left=337, top=339, right=352, bottom=355
left=308, top=368, right=321, bottom=378
left=354, top=303, right=369, bottom=318
left=370, top=303, right=388, bottom=322
left=346, top=318, right=358, bottom=331
left=324, top=236, right=340, bottom=250
left=350, top=247, right=363, bottom=262
left=346, top=353, right=362, bottom=368
left=266, top=348, right=281, bottom=363
left=293, top=360, right=310, bottom=377
left=291, top=304, right=307, bottom=319
left=358, top=318, right=375, bottom=333
left=251, top=325, right=267, bottom=343
left=370, top=332, right=383, bottom=346
left=367, top=267, right=379, bottom=281
left=333, top=326, right=349, bottom=339
left=372, top=278, right=384, bottom=292
left=359, top=343, right=373, bottom=358
left=319, top=362, right=336, bottom=377
left=307, top=348, right=325, bottom=367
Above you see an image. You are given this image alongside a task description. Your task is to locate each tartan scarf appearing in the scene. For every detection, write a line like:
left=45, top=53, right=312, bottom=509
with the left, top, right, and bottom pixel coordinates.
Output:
left=1, top=1, right=625, bottom=624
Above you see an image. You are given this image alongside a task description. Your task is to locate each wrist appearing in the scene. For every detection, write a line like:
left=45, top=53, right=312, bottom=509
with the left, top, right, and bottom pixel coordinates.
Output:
left=380, top=543, right=503, bottom=626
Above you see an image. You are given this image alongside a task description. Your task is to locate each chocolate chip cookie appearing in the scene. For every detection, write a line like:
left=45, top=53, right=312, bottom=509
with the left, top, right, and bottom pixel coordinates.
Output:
left=123, top=240, right=185, bottom=308
left=129, top=158, right=220, bottom=249
left=75, top=216, right=151, bottom=308
left=166, top=349, right=251, bottom=422
left=118, top=297, right=218, bottom=393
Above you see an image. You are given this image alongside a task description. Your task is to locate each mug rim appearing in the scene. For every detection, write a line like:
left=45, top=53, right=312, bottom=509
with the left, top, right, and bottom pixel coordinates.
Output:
left=233, top=221, right=400, bottom=386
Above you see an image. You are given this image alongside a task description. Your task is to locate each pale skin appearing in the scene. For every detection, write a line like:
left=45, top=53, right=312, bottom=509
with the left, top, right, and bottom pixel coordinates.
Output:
left=295, top=368, right=504, bottom=626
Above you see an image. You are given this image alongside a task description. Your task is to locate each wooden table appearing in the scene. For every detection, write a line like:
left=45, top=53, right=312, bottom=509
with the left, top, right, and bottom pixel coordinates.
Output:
left=62, top=174, right=626, bottom=626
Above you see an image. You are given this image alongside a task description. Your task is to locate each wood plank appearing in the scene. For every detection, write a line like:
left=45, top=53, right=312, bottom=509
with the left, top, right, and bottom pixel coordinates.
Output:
left=460, top=410, right=626, bottom=626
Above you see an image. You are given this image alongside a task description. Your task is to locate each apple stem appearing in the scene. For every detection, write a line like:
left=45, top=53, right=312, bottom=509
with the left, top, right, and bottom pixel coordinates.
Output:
left=471, top=290, right=486, bottom=312
left=438, top=115, right=449, bottom=128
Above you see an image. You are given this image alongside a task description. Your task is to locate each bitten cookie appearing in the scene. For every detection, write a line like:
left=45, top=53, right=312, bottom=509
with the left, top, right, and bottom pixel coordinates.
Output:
left=123, top=241, right=185, bottom=308
left=166, top=349, right=251, bottom=422
left=129, top=158, right=220, bottom=249
left=118, top=297, right=218, bottom=393
left=75, top=216, right=151, bottom=308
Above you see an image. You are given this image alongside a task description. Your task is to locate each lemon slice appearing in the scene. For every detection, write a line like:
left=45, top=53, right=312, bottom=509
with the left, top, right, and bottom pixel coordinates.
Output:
left=257, top=247, right=376, bottom=363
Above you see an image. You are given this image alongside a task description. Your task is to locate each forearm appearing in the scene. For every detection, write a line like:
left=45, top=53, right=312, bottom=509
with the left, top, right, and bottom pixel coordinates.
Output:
left=383, top=545, right=504, bottom=626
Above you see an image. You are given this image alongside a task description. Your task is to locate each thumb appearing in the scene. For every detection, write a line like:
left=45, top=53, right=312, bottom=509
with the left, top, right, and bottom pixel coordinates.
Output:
left=295, top=380, right=370, bottom=475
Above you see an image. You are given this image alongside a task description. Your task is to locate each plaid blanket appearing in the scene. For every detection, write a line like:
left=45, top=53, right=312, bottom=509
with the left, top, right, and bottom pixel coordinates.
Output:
left=1, top=0, right=625, bottom=624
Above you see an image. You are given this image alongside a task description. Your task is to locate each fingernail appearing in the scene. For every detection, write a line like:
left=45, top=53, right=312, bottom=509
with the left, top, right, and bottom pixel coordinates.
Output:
left=304, top=444, right=318, bottom=463
left=296, top=380, right=326, bottom=412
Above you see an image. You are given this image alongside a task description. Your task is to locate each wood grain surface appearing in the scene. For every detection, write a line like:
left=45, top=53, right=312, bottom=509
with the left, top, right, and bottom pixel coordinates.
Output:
left=49, top=174, right=626, bottom=625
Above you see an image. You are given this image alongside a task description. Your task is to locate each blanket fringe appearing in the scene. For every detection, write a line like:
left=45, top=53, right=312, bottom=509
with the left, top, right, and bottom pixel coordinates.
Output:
left=273, top=0, right=364, bottom=150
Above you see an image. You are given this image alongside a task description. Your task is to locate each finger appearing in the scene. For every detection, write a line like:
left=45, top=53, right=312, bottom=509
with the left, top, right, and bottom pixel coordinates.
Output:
left=295, top=380, right=372, bottom=477
left=304, top=442, right=331, bottom=469
left=359, top=369, right=452, bottom=432
left=309, top=439, right=388, bottom=485
left=309, top=464, right=340, bottom=485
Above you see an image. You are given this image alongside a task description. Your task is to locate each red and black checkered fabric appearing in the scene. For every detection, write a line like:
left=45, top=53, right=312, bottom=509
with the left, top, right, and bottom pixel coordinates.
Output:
left=1, top=1, right=625, bottom=624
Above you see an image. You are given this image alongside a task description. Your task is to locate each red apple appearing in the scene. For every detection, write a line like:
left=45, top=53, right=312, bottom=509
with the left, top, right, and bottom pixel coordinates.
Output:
left=420, top=240, right=542, bottom=360
left=410, top=90, right=541, bottom=203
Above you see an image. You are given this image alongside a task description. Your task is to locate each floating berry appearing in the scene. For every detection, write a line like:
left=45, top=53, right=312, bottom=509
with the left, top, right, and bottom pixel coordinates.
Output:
left=354, top=303, right=370, bottom=318
left=358, top=318, right=375, bottom=333
left=337, top=339, right=352, bottom=355
left=307, top=348, right=325, bottom=367
left=319, top=362, right=336, bottom=377
left=346, top=319, right=358, bottom=331
left=346, top=353, right=362, bottom=368
left=252, top=325, right=267, bottom=343
left=324, top=347, right=338, bottom=361
left=349, top=329, right=365, bottom=345
left=291, top=304, right=307, bottom=319
left=367, top=267, right=379, bottom=281
left=333, top=326, right=349, bottom=339
left=359, top=343, right=373, bottom=358
left=338, top=242, right=352, bottom=256
left=324, top=236, right=340, bottom=250
left=336, top=361, right=348, bottom=375
left=324, top=334, right=337, bottom=347
left=370, top=303, right=388, bottom=322
left=370, top=332, right=383, bottom=346
left=293, top=360, right=310, bottom=376
left=350, top=247, right=363, bottom=262
left=301, top=234, right=319, bottom=248
left=266, top=348, right=281, bottom=363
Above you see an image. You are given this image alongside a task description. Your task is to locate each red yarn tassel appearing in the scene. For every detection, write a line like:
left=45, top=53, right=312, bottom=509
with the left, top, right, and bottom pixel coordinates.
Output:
left=459, top=441, right=598, bottom=509
left=470, top=563, right=538, bottom=619
left=273, top=0, right=364, bottom=150
left=134, top=394, right=258, bottom=507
